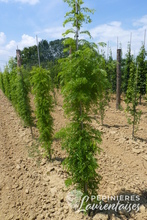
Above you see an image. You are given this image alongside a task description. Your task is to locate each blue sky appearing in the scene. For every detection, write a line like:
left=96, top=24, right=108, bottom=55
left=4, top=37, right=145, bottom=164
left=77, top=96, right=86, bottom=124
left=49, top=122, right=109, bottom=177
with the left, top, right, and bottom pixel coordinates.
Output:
left=0, top=0, right=147, bottom=70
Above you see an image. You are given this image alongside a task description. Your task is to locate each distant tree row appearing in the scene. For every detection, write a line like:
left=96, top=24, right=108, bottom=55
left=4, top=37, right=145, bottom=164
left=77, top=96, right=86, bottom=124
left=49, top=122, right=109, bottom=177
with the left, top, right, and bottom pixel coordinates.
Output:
left=17, top=39, right=147, bottom=97
left=99, top=43, right=147, bottom=96
left=21, top=38, right=68, bottom=68
left=0, top=38, right=147, bottom=115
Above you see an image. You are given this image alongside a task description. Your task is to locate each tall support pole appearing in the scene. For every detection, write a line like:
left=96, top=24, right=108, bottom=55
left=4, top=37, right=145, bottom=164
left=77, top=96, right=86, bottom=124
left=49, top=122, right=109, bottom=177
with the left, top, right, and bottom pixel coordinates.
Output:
left=132, top=63, right=138, bottom=138
left=117, top=37, right=118, bottom=50
left=75, top=1, right=83, bottom=129
left=116, top=36, right=119, bottom=60
left=69, top=46, right=72, bottom=55
left=107, top=41, right=109, bottom=61
left=144, top=29, right=146, bottom=47
left=76, top=0, right=86, bottom=191
left=75, top=0, right=79, bottom=51
left=36, top=35, right=40, bottom=67
left=130, top=32, right=132, bottom=53
left=16, top=49, right=21, bottom=68
left=116, top=49, right=121, bottom=109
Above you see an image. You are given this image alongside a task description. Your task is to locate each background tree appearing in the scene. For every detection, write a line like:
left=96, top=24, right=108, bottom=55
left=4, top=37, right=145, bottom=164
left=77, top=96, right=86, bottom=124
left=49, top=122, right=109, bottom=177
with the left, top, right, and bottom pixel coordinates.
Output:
left=136, top=44, right=147, bottom=104
left=21, top=38, right=68, bottom=70
left=21, top=45, right=38, bottom=68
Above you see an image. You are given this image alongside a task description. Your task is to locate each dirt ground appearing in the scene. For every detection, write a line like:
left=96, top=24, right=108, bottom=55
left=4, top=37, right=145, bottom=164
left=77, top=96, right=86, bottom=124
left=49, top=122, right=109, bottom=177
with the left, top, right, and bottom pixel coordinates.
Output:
left=0, top=89, right=147, bottom=220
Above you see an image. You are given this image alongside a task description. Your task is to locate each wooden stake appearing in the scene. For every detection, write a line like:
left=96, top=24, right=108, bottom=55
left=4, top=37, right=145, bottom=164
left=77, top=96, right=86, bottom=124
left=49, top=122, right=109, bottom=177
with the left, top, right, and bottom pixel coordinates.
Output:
left=132, top=64, right=138, bottom=138
left=16, top=49, right=21, bottom=67
left=107, top=41, right=109, bottom=61
left=144, top=29, right=146, bottom=47
left=117, top=37, right=118, bottom=50
left=116, top=49, right=121, bottom=109
left=36, top=35, right=40, bottom=67
left=75, top=0, right=79, bottom=51
left=116, top=37, right=119, bottom=60
left=130, top=32, right=132, bottom=53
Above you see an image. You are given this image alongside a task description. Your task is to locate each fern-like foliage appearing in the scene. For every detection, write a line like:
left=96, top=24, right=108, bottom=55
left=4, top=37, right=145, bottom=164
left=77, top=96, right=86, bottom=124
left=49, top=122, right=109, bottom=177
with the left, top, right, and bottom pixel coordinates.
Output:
left=30, top=66, right=53, bottom=159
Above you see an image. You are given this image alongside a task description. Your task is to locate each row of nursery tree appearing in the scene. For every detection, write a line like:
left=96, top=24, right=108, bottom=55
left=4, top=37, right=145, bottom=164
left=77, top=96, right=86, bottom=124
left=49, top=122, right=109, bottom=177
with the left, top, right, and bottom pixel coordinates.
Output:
left=0, top=0, right=147, bottom=215
left=2, top=38, right=147, bottom=95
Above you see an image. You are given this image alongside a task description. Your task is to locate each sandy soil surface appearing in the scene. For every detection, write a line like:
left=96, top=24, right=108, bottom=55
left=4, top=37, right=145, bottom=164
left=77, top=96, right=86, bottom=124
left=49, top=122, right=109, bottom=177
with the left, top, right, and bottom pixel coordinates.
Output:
left=0, top=89, right=147, bottom=220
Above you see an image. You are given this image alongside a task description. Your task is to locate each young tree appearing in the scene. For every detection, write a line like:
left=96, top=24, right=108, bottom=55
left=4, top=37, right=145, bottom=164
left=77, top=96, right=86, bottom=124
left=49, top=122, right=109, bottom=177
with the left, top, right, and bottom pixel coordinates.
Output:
left=30, top=66, right=53, bottom=159
left=146, top=60, right=147, bottom=100
left=0, top=72, right=5, bottom=93
left=105, top=50, right=116, bottom=93
left=3, top=65, right=11, bottom=100
left=125, top=60, right=142, bottom=138
left=58, top=44, right=106, bottom=196
left=56, top=0, right=107, bottom=201
left=136, top=44, right=147, bottom=104
left=16, top=67, right=33, bottom=134
left=62, top=0, right=94, bottom=50
left=122, top=43, right=133, bottom=94
left=9, top=67, right=18, bottom=108
left=7, top=58, right=18, bottom=107
left=97, top=44, right=111, bottom=125
left=98, top=89, right=110, bottom=125
left=1, top=60, right=33, bottom=135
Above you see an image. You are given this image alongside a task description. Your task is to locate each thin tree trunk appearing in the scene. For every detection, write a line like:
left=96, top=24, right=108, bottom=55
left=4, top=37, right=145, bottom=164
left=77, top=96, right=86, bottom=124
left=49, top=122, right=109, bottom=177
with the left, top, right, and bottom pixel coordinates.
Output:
left=80, top=101, right=83, bottom=130
left=132, top=64, right=138, bottom=139
left=139, top=95, right=141, bottom=105
left=75, top=1, right=88, bottom=193
left=30, top=126, right=33, bottom=138
left=132, top=104, right=135, bottom=139
left=84, top=182, right=88, bottom=194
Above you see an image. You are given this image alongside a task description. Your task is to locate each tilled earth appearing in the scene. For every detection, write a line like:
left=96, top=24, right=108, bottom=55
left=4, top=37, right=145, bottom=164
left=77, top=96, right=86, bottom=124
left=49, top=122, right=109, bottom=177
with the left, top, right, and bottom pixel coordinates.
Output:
left=0, top=89, right=147, bottom=220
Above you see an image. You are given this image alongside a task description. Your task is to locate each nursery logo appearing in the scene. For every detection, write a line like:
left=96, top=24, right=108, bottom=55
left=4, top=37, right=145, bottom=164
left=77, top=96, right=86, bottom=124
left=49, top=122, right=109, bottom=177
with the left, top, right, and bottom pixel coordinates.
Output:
left=66, top=191, right=141, bottom=213
left=66, top=190, right=83, bottom=210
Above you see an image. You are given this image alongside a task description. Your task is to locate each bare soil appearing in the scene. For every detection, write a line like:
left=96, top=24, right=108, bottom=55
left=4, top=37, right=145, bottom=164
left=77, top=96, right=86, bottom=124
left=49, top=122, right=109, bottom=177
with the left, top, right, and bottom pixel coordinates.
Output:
left=0, top=89, right=147, bottom=220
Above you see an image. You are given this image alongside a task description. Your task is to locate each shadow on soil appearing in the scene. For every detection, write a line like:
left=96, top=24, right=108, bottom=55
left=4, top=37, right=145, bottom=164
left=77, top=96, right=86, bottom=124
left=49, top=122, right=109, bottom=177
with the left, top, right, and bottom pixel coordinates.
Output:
left=134, top=136, right=147, bottom=143
left=51, top=157, right=66, bottom=163
left=91, top=189, right=147, bottom=219
left=103, top=124, right=129, bottom=129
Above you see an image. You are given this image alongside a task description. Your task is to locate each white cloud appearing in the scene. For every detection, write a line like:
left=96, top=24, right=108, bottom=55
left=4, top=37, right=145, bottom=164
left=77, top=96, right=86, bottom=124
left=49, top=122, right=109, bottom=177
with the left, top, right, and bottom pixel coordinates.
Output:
left=6, top=40, right=16, bottom=50
left=37, top=23, right=76, bottom=40
left=133, top=15, right=147, bottom=28
left=6, top=34, right=37, bottom=51
left=19, top=34, right=37, bottom=47
left=90, top=21, right=129, bottom=43
left=0, top=0, right=39, bottom=5
left=15, top=0, right=39, bottom=5
left=0, top=34, right=39, bottom=70
left=41, top=27, right=65, bottom=39
left=0, top=32, right=6, bottom=45
left=0, top=15, right=147, bottom=70
left=90, top=17, right=147, bottom=58
left=109, top=21, right=121, bottom=27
